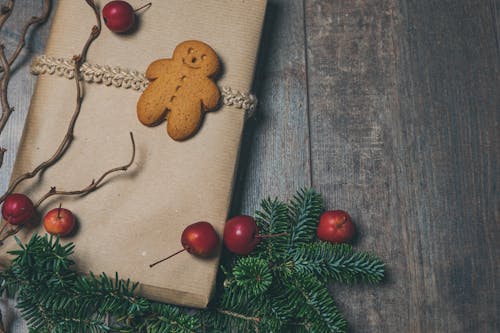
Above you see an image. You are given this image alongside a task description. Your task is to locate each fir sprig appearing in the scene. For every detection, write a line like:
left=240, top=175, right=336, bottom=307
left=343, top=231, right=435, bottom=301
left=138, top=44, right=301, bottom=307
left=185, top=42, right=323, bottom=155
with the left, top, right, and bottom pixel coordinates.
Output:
left=288, top=188, right=324, bottom=248
left=0, top=234, right=198, bottom=333
left=291, top=242, right=385, bottom=283
left=0, top=188, right=385, bottom=332
left=203, top=188, right=384, bottom=332
left=254, top=197, right=289, bottom=259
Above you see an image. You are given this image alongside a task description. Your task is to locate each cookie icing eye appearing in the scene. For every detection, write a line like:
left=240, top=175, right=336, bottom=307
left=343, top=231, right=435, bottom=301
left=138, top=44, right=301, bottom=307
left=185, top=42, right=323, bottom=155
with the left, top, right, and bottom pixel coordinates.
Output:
left=188, top=47, right=194, bottom=54
left=201, top=55, right=207, bottom=60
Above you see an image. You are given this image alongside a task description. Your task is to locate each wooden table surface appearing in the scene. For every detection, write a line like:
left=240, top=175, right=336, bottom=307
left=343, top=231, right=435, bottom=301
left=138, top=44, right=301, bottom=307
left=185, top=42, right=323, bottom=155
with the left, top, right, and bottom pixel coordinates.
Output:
left=0, top=1, right=498, bottom=332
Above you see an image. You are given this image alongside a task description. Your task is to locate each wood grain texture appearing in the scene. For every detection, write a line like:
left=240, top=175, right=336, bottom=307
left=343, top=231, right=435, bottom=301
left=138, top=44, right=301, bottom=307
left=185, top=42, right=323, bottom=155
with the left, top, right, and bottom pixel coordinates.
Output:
left=0, top=2, right=54, bottom=332
left=305, top=0, right=499, bottom=332
left=0, top=0, right=53, bottom=190
left=0, top=0, right=499, bottom=332
left=233, top=0, right=312, bottom=216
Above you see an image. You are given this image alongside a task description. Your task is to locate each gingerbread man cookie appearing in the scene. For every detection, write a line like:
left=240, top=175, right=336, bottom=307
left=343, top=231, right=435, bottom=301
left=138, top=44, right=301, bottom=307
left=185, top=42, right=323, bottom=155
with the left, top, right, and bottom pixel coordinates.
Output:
left=137, top=40, right=221, bottom=141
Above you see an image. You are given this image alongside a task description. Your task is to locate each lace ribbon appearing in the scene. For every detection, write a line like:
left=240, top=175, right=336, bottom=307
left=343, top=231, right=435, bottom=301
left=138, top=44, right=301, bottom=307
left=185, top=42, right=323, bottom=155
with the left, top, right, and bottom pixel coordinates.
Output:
left=31, top=55, right=258, bottom=118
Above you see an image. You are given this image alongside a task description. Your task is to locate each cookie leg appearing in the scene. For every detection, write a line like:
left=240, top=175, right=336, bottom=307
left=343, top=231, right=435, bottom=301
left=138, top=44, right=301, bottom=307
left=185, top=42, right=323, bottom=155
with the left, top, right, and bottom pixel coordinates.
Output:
left=137, top=82, right=170, bottom=126
left=166, top=102, right=203, bottom=141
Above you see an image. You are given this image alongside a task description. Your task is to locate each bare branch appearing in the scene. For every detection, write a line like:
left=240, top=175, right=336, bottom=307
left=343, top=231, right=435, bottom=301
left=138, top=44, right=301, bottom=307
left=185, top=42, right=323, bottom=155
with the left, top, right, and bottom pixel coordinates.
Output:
left=0, top=44, right=12, bottom=134
left=0, top=0, right=51, bottom=159
left=0, top=224, right=20, bottom=243
left=0, top=133, right=135, bottom=244
left=5, top=0, right=50, bottom=69
left=34, top=132, right=136, bottom=208
left=0, top=0, right=14, bottom=31
left=0, top=0, right=102, bottom=203
left=0, top=146, right=6, bottom=168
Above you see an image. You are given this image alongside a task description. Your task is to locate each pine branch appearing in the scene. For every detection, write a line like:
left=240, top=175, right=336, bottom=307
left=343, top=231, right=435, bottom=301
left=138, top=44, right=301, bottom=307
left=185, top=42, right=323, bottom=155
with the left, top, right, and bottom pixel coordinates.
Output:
left=231, top=257, right=273, bottom=296
left=254, top=197, right=290, bottom=259
left=283, top=273, right=347, bottom=333
left=0, top=188, right=386, bottom=333
left=140, top=303, right=200, bottom=333
left=201, top=308, right=261, bottom=333
left=0, top=234, right=200, bottom=333
left=292, top=242, right=385, bottom=283
left=208, top=276, right=286, bottom=332
left=288, top=188, right=323, bottom=248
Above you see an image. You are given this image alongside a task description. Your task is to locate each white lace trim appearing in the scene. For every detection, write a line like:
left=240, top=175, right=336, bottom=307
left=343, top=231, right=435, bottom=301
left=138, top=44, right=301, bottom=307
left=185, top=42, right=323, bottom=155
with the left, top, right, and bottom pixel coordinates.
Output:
left=31, top=55, right=258, bottom=117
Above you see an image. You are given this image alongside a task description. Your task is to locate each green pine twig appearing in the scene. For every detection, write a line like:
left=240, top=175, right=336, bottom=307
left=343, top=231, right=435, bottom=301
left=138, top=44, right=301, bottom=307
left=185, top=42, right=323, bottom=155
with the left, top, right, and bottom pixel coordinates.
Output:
left=0, top=188, right=386, bottom=332
left=291, top=242, right=385, bottom=283
left=288, top=188, right=324, bottom=248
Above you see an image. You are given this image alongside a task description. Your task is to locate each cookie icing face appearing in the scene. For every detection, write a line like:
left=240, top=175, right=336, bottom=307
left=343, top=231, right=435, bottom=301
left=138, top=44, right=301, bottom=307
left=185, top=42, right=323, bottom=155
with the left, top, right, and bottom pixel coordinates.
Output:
left=173, top=40, right=220, bottom=77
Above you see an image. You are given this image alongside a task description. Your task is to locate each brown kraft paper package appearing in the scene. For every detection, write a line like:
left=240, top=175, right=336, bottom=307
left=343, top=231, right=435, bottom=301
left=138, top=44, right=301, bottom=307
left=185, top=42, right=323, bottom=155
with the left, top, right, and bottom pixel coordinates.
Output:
left=0, top=0, right=267, bottom=308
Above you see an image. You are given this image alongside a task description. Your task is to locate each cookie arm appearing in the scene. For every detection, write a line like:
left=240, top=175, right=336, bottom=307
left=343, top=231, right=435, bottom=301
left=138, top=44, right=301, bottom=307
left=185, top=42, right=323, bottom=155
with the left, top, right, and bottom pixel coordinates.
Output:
left=201, top=80, right=221, bottom=111
left=146, top=59, right=172, bottom=80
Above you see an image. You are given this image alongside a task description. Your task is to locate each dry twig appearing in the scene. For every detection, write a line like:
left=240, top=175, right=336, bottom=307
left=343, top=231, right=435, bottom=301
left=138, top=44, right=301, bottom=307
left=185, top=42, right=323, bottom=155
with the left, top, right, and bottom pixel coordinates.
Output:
left=0, top=0, right=101, bottom=204
left=34, top=132, right=136, bottom=209
left=0, top=1, right=103, bottom=330
left=0, top=1, right=14, bottom=30
left=0, top=43, right=12, bottom=138
left=0, top=146, right=5, bottom=169
left=1, top=0, right=50, bottom=71
left=0, top=132, right=135, bottom=244
left=0, top=0, right=51, bottom=150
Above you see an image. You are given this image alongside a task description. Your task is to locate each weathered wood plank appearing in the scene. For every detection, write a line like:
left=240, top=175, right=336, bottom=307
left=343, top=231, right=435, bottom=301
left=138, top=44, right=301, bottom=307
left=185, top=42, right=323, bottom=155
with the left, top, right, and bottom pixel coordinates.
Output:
left=0, top=0, right=54, bottom=190
left=234, top=0, right=311, bottom=215
left=393, top=1, right=499, bottom=331
left=0, top=0, right=498, bottom=332
left=0, top=1, right=55, bottom=332
left=305, top=0, right=499, bottom=332
left=305, top=1, right=407, bottom=331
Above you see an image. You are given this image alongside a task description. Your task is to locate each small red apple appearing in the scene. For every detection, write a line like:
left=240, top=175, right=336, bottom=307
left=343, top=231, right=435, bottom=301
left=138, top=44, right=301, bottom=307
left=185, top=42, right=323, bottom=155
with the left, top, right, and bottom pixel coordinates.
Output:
left=43, top=205, right=76, bottom=236
left=181, top=221, right=219, bottom=257
left=102, top=1, right=151, bottom=33
left=223, top=215, right=259, bottom=255
left=150, top=221, right=219, bottom=268
left=317, top=210, right=355, bottom=243
left=2, top=193, right=34, bottom=225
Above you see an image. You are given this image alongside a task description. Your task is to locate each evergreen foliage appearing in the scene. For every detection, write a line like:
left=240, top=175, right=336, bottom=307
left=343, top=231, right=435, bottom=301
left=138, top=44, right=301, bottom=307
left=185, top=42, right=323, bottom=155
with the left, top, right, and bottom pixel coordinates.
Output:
left=0, top=188, right=385, bottom=332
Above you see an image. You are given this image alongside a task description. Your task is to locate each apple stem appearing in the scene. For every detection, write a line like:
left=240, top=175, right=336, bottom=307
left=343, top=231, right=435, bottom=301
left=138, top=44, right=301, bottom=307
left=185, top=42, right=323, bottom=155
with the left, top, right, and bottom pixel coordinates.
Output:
left=57, top=203, right=62, bottom=218
left=149, top=248, right=186, bottom=268
left=134, top=2, right=152, bottom=13
left=257, top=232, right=289, bottom=239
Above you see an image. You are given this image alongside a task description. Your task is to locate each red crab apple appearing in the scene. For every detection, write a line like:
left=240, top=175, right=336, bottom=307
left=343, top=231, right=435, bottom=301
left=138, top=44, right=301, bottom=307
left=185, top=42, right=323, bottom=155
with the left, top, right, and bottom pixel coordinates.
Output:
left=149, top=221, right=219, bottom=268
left=317, top=210, right=356, bottom=244
left=223, top=215, right=259, bottom=255
left=1, top=193, right=34, bottom=225
left=102, top=1, right=151, bottom=33
left=43, top=204, right=76, bottom=237
left=223, top=215, right=288, bottom=255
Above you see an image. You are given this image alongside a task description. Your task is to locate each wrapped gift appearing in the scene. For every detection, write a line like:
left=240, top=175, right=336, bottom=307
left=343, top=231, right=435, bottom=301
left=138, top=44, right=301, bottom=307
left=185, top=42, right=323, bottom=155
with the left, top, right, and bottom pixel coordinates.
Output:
left=0, top=0, right=266, bottom=308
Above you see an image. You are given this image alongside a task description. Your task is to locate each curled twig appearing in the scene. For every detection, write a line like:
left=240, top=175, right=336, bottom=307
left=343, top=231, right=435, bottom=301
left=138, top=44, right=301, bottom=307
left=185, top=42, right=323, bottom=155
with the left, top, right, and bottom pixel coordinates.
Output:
left=0, top=146, right=6, bottom=168
left=0, top=132, right=135, bottom=244
left=0, top=224, right=19, bottom=243
left=0, top=43, right=12, bottom=136
left=1, top=0, right=50, bottom=71
left=0, top=0, right=101, bottom=204
left=0, top=0, right=51, bottom=156
left=34, top=132, right=136, bottom=209
left=0, top=1, right=14, bottom=30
